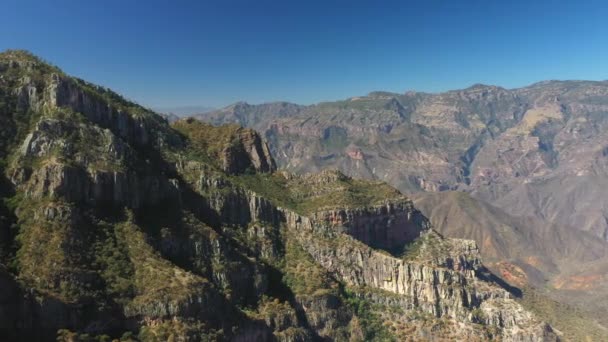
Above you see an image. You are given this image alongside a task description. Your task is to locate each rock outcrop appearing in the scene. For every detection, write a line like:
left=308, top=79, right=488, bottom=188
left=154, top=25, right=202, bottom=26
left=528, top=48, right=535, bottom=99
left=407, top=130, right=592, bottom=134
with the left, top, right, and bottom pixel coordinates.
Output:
left=222, top=128, right=276, bottom=174
left=282, top=211, right=555, bottom=341
left=309, top=203, right=428, bottom=252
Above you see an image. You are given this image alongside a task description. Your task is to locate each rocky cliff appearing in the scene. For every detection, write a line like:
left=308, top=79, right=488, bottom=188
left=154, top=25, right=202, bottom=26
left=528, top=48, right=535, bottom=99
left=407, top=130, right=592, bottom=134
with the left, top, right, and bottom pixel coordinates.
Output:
left=196, top=79, right=608, bottom=338
left=0, top=50, right=561, bottom=341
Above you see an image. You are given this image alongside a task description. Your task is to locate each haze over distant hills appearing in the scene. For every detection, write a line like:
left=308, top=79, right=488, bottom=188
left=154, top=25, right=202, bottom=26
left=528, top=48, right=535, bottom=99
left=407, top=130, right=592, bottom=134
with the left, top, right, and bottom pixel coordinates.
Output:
left=195, top=80, right=608, bottom=328
left=153, top=105, right=215, bottom=117
left=195, top=80, right=608, bottom=241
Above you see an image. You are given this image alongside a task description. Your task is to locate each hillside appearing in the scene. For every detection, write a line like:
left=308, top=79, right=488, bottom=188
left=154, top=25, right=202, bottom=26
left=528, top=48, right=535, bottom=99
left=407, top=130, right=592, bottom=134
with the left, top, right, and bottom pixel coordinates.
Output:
left=411, top=191, right=606, bottom=276
left=195, top=80, right=608, bottom=325
left=0, top=50, right=569, bottom=341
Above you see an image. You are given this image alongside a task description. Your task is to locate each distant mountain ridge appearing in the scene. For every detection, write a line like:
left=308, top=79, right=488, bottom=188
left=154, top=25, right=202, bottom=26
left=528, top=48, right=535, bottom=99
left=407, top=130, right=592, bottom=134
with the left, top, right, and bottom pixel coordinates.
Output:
left=195, top=79, right=608, bottom=240
left=195, top=80, right=608, bottom=327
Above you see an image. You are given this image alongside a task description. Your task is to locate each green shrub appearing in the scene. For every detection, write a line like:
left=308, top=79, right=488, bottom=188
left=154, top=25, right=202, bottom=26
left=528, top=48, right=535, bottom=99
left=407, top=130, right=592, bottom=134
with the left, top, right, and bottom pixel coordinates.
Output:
left=343, top=289, right=396, bottom=341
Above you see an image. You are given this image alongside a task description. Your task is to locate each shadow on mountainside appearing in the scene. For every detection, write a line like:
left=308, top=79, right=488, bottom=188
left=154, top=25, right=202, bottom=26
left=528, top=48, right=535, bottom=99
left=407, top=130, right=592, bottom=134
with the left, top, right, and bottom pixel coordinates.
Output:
left=129, top=146, right=325, bottom=340
left=477, top=265, right=523, bottom=298
left=0, top=170, right=18, bottom=267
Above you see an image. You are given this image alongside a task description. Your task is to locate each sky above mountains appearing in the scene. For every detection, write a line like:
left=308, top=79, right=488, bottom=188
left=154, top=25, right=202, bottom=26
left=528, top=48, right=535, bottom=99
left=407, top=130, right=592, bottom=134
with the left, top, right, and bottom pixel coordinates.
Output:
left=2, top=0, right=607, bottom=109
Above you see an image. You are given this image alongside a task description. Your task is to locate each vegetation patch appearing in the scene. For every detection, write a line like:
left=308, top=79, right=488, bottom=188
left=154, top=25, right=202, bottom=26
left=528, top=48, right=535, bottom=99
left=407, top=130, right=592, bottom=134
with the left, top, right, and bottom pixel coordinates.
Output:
left=233, top=170, right=406, bottom=215
left=282, top=234, right=339, bottom=297
left=118, top=213, right=211, bottom=310
left=343, top=288, right=396, bottom=341
left=172, top=119, right=242, bottom=167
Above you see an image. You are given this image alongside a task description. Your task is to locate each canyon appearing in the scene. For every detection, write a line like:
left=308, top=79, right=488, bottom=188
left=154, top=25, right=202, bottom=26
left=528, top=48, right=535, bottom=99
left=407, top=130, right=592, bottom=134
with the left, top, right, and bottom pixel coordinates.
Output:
left=0, top=50, right=583, bottom=340
left=196, top=80, right=608, bottom=339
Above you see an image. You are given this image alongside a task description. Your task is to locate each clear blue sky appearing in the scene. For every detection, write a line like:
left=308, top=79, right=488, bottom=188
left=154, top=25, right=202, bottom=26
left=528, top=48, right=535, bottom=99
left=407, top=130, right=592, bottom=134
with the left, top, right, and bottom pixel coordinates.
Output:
left=2, top=0, right=607, bottom=109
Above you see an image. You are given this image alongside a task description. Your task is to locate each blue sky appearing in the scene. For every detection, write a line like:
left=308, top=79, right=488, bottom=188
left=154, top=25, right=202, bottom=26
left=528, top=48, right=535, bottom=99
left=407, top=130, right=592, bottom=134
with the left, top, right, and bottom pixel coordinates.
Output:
left=2, top=0, right=608, bottom=109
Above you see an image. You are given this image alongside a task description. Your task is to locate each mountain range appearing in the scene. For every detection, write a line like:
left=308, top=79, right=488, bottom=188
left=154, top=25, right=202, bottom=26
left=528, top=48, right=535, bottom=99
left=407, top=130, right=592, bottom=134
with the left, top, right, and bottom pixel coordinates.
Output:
left=195, top=80, right=608, bottom=332
left=0, top=50, right=577, bottom=341
left=1, top=49, right=607, bottom=341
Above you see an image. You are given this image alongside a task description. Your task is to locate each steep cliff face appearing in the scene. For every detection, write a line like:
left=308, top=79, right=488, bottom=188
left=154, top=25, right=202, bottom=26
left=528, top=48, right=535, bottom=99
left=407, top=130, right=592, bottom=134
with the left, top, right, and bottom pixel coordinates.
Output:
left=184, top=163, right=557, bottom=340
left=226, top=127, right=276, bottom=174
left=11, top=118, right=181, bottom=210
left=309, top=203, right=428, bottom=253
left=0, top=50, right=562, bottom=341
left=282, top=209, right=555, bottom=341
left=172, top=119, right=276, bottom=175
